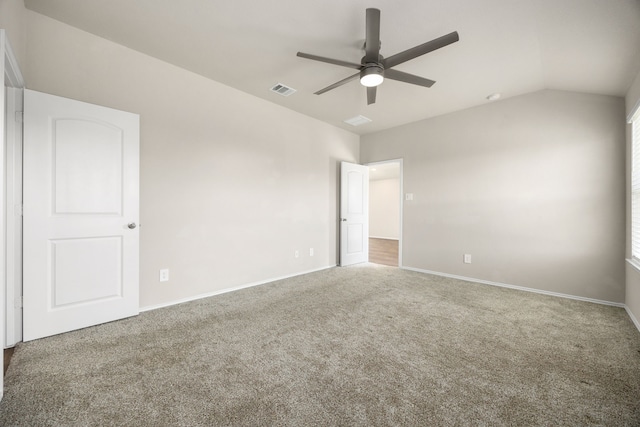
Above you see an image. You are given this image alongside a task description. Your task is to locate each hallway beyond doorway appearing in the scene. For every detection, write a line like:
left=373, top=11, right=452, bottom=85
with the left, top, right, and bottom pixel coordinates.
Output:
left=369, top=238, right=398, bottom=267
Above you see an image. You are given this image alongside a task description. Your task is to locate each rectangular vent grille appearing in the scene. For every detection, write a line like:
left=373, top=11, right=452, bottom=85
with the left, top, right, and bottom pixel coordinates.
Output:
left=270, top=83, right=296, bottom=97
left=344, top=115, right=372, bottom=127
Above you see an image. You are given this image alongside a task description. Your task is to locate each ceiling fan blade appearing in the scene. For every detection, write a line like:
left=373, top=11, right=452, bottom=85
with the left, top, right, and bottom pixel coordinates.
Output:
left=367, top=86, right=377, bottom=105
left=365, top=8, right=381, bottom=63
left=315, top=72, right=360, bottom=95
left=297, top=52, right=363, bottom=70
left=385, top=69, right=436, bottom=88
left=383, top=31, right=459, bottom=69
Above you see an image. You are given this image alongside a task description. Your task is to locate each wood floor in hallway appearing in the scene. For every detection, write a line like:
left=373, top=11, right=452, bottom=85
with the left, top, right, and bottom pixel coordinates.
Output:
left=369, top=238, right=399, bottom=267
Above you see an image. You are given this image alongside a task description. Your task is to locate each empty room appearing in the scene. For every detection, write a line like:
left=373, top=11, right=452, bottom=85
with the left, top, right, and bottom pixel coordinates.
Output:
left=1, top=0, right=639, bottom=425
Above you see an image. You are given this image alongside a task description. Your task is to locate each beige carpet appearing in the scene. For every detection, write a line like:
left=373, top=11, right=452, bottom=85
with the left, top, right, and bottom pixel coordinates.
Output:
left=1, top=264, right=639, bottom=426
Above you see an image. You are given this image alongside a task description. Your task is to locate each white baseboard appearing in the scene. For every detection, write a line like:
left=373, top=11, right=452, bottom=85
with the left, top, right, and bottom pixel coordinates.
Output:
left=139, top=263, right=640, bottom=334
left=369, top=236, right=399, bottom=241
left=140, top=265, right=336, bottom=313
left=402, top=266, right=625, bottom=308
left=625, top=306, right=640, bottom=333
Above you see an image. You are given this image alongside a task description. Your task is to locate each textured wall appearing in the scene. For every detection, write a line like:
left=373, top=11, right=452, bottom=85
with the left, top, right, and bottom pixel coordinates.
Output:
left=22, top=10, right=359, bottom=309
left=362, top=90, right=626, bottom=303
left=0, top=0, right=27, bottom=68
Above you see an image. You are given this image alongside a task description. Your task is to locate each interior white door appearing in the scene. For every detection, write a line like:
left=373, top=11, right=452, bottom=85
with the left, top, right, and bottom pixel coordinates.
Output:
left=23, top=89, right=140, bottom=341
left=340, top=161, right=369, bottom=266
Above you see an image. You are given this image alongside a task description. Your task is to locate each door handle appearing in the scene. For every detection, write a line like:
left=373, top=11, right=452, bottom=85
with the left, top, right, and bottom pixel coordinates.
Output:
left=127, top=222, right=137, bottom=229
left=341, top=218, right=347, bottom=222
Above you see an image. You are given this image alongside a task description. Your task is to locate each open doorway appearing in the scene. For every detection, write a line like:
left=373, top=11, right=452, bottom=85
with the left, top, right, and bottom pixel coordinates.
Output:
left=367, top=160, right=402, bottom=267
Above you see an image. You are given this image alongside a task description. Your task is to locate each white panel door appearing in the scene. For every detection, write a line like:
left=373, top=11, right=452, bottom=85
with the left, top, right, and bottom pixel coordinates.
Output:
left=23, top=89, right=140, bottom=341
left=340, top=161, right=369, bottom=266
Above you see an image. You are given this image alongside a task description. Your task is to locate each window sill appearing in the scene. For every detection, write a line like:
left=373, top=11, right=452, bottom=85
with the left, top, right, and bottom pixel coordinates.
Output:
left=626, top=258, right=640, bottom=273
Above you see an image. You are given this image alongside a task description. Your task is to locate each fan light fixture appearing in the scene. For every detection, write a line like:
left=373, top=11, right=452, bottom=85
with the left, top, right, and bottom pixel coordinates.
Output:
left=296, top=8, right=460, bottom=105
left=360, top=65, right=384, bottom=87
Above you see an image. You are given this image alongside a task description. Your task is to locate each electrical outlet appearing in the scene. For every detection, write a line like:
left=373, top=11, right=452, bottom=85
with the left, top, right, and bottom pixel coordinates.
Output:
left=159, top=269, right=169, bottom=282
left=309, top=248, right=314, bottom=256
left=463, top=254, right=472, bottom=264
left=294, top=250, right=299, bottom=258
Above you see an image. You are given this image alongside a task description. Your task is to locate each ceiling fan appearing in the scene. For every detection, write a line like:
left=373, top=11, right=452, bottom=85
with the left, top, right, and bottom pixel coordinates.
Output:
left=297, top=8, right=459, bottom=105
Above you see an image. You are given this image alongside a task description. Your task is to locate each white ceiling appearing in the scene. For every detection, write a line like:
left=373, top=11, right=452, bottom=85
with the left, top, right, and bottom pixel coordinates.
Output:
left=23, top=0, right=640, bottom=135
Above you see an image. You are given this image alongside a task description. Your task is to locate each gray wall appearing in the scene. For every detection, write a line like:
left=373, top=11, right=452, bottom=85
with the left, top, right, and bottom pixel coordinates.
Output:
left=362, top=90, right=626, bottom=303
left=7, top=6, right=359, bottom=309
left=0, top=0, right=26, bottom=67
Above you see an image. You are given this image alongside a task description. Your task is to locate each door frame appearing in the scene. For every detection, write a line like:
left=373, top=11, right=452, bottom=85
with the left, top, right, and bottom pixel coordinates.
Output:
left=365, top=158, right=403, bottom=267
left=5, top=86, right=23, bottom=347
left=1, top=28, right=26, bottom=400
left=3, top=31, right=24, bottom=347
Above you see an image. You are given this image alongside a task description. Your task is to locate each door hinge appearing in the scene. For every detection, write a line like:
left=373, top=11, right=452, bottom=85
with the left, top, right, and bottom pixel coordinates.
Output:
left=15, top=203, right=23, bottom=217
left=17, top=296, right=23, bottom=309
left=15, top=111, right=23, bottom=123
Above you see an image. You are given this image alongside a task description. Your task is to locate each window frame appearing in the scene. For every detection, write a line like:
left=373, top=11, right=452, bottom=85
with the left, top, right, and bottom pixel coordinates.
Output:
left=630, top=103, right=640, bottom=265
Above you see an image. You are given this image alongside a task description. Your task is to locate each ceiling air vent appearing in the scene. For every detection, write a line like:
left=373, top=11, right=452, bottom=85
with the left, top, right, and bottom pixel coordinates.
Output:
left=270, top=83, right=296, bottom=97
left=344, top=115, right=372, bottom=127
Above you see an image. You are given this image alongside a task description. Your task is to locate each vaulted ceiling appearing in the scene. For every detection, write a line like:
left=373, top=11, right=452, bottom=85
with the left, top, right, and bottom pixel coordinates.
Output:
left=24, top=0, right=640, bottom=135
